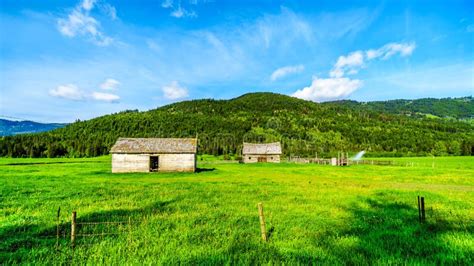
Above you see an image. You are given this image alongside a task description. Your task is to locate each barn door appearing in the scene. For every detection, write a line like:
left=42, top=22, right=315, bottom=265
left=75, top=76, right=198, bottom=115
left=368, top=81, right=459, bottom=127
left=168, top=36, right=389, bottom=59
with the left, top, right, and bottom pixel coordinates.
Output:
left=150, top=156, right=159, bottom=172
left=258, top=157, right=267, bottom=163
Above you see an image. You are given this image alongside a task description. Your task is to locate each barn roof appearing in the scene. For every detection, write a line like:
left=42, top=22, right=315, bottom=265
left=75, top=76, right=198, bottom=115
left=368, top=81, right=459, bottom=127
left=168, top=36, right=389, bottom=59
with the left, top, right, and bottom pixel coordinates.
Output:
left=242, top=142, right=282, bottom=155
left=110, top=138, right=197, bottom=154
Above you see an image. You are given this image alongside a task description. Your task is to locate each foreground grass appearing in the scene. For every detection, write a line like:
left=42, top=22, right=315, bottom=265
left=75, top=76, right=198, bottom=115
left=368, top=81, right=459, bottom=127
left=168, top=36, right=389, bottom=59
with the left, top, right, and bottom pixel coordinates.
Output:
left=1, top=156, right=473, bottom=264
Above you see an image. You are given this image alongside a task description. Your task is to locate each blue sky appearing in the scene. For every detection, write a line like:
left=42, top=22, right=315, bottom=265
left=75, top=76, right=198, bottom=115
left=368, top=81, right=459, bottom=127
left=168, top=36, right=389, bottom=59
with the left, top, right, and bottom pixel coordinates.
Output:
left=0, top=0, right=473, bottom=122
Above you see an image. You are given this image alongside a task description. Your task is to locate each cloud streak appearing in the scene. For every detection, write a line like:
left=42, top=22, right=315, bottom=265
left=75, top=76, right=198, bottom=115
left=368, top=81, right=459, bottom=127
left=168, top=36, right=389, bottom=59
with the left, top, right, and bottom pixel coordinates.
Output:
left=91, top=91, right=120, bottom=102
left=161, top=0, right=197, bottom=18
left=100, top=78, right=120, bottom=90
left=57, top=0, right=114, bottom=46
left=271, top=65, right=304, bottom=81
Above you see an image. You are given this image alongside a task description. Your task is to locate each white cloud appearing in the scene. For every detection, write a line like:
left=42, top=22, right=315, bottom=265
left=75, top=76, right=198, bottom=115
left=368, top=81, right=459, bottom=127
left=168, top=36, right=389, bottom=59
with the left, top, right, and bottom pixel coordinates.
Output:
left=293, top=41, right=415, bottom=102
left=270, top=65, right=304, bottom=81
left=49, top=84, right=84, bottom=100
left=292, top=77, right=362, bottom=102
left=161, top=0, right=174, bottom=8
left=100, top=78, right=120, bottom=90
left=162, top=81, right=189, bottom=99
left=49, top=83, right=120, bottom=102
left=329, top=42, right=416, bottom=78
left=171, top=6, right=197, bottom=18
left=91, top=91, right=120, bottom=102
left=161, top=0, right=198, bottom=18
left=57, top=0, right=114, bottom=46
left=255, top=7, right=313, bottom=49
left=101, top=4, right=117, bottom=20
left=330, top=51, right=364, bottom=78
left=366, top=42, right=416, bottom=60
left=81, top=0, right=96, bottom=11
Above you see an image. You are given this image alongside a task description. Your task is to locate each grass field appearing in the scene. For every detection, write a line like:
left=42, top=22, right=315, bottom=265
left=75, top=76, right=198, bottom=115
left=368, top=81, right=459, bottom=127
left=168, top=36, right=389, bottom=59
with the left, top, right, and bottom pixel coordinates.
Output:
left=1, top=156, right=473, bottom=264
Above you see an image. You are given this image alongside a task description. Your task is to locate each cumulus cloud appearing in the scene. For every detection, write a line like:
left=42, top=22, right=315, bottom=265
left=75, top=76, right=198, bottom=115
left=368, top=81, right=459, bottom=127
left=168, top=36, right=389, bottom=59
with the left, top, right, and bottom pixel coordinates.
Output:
left=100, top=78, right=120, bottom=90
left=270, top=65, right=304, bottom=81
left=292, top=77, right=362, bottom=102
left=49, top=84, right=84, bottom=100
left=330, top=51, right=364, bottom=78
left=91, top=91, right=120, bottom=102
left=49, top=83, right=120, bottom=103
left=292, top=41, right=416, bottom=102
left=330, top=42, right=416, bottom=78
left=57, top=0, right=114, bottom=46
left=162, top=81, right=189, bottom=99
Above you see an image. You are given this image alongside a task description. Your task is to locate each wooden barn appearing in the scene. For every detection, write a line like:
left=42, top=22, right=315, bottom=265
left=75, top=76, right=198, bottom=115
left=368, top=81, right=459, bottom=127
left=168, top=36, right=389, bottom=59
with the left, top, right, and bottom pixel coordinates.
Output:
left=242, top=142, right=282, bottom=163
left=110, top=138, right=197, bottom=173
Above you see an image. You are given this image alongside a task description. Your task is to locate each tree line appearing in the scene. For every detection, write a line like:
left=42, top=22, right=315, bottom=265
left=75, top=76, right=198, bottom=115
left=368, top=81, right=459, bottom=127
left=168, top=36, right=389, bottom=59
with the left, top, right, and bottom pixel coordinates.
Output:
left=0, top=93, right=472, bottom=158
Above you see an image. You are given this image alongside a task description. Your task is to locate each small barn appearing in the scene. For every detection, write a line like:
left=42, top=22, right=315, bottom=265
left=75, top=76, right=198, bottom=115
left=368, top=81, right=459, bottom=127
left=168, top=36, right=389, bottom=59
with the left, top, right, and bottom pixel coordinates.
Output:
left=110, top=138, right=197, bottom=173
left=242, top=142, right=282, bottom=163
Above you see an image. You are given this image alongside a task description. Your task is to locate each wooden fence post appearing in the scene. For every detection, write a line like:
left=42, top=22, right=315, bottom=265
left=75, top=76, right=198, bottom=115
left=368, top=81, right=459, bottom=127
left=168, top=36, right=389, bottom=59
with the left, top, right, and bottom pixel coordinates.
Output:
left=417, top=196, right=422, bottom=223
left=56, top=207, right=60, bottom=249
left=421, top=197, right=425, bottom=223
left=71, top=211, right=77, bottom=247
left=128, top=216, right=132, bottom=244
left=257, top=203, right=267, bottom=242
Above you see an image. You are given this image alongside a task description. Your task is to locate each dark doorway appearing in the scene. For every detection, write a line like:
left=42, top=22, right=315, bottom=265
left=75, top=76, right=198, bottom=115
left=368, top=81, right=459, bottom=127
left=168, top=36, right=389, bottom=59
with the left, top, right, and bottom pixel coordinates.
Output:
left=258, top=157, right=267, bottom=163
left=150, top=156, right=159, bottom=172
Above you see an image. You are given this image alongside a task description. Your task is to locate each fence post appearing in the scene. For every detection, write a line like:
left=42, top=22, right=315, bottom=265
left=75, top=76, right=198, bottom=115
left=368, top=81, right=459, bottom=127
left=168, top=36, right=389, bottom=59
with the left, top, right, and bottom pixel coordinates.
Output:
left=417, top=196, right=421, bottom=223
left=421, top=197, right=425, bottom=223
left=56, top=207, right=60, bottom=249
left=128, top=216, right=132, bottom=244
left=71, top=211, right=77, bottom=247
left=257, top=203, right=267, bottom=242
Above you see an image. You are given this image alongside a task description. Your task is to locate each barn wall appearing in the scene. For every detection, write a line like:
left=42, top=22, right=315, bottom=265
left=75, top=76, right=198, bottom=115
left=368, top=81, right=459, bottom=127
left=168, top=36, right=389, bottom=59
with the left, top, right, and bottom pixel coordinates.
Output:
left=112, top=153, right=196, bottom=173
left=158, top=153, right=196, bottom=172
left=242, top=154, right=280, bottom=163
left=112, top=154, right=150, bottom=173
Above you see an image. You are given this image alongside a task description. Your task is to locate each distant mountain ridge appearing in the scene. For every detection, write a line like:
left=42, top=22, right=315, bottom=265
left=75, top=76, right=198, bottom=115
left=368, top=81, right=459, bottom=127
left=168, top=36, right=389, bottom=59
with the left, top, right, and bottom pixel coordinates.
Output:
left=0, top=119, right=67, bottom=136
left=0, top=93, right=472, bottom=157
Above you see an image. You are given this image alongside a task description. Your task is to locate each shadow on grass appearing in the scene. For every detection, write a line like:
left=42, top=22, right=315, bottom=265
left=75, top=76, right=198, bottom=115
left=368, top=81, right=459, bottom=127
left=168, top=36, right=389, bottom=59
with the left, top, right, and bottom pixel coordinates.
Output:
left=0, top=199, right=178, bottom=262
left=320, top=192, right=474, bottom=264
left=196, top=167, right=216, bottom=173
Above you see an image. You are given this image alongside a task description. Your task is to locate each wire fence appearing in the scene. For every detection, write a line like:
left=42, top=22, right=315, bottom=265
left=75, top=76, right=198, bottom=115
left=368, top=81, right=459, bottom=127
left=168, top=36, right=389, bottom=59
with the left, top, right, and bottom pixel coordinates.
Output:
left=3, top=197, right=473, bottom=251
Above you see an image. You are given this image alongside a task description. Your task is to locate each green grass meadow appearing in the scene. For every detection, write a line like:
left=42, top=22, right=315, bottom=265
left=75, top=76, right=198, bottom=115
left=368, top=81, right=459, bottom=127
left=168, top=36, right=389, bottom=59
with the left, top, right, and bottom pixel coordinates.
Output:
left=1, top=156, right=473, bottom=264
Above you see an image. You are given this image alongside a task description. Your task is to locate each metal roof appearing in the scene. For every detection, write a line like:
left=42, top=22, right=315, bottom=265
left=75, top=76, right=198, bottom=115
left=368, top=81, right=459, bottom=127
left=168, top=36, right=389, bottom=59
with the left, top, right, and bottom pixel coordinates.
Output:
left=242, top=142, right=282, bottom=155
left=110, top=138, right=197, bottom=154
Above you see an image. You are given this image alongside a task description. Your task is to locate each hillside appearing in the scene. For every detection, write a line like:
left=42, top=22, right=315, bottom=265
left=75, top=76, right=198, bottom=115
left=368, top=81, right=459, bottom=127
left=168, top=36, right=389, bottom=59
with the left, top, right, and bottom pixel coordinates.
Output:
left=0, top=119, right=67, bottom=136
left=0, top=93, right=472, bottom=157
left=329, top=96, right=473, bottom=119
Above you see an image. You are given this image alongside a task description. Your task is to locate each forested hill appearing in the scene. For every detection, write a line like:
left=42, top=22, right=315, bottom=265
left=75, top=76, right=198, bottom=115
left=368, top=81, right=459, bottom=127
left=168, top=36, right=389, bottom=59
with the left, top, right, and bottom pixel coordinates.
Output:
left=328, top=96, right=473, bottom=120
left=1, top=93, right=473, bottom=158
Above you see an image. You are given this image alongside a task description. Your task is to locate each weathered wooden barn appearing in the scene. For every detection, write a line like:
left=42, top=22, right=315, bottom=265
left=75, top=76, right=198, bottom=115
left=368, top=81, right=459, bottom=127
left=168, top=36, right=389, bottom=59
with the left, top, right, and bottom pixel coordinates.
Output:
left=242, top=142, right=282, bottom=163
left=110, top=138, right=197, bottom=173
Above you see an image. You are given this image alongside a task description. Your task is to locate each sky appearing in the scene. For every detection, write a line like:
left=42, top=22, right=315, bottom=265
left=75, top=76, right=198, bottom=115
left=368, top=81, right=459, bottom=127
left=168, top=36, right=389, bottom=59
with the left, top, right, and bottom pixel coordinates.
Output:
left=0, top=0, right=473, bottom=122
